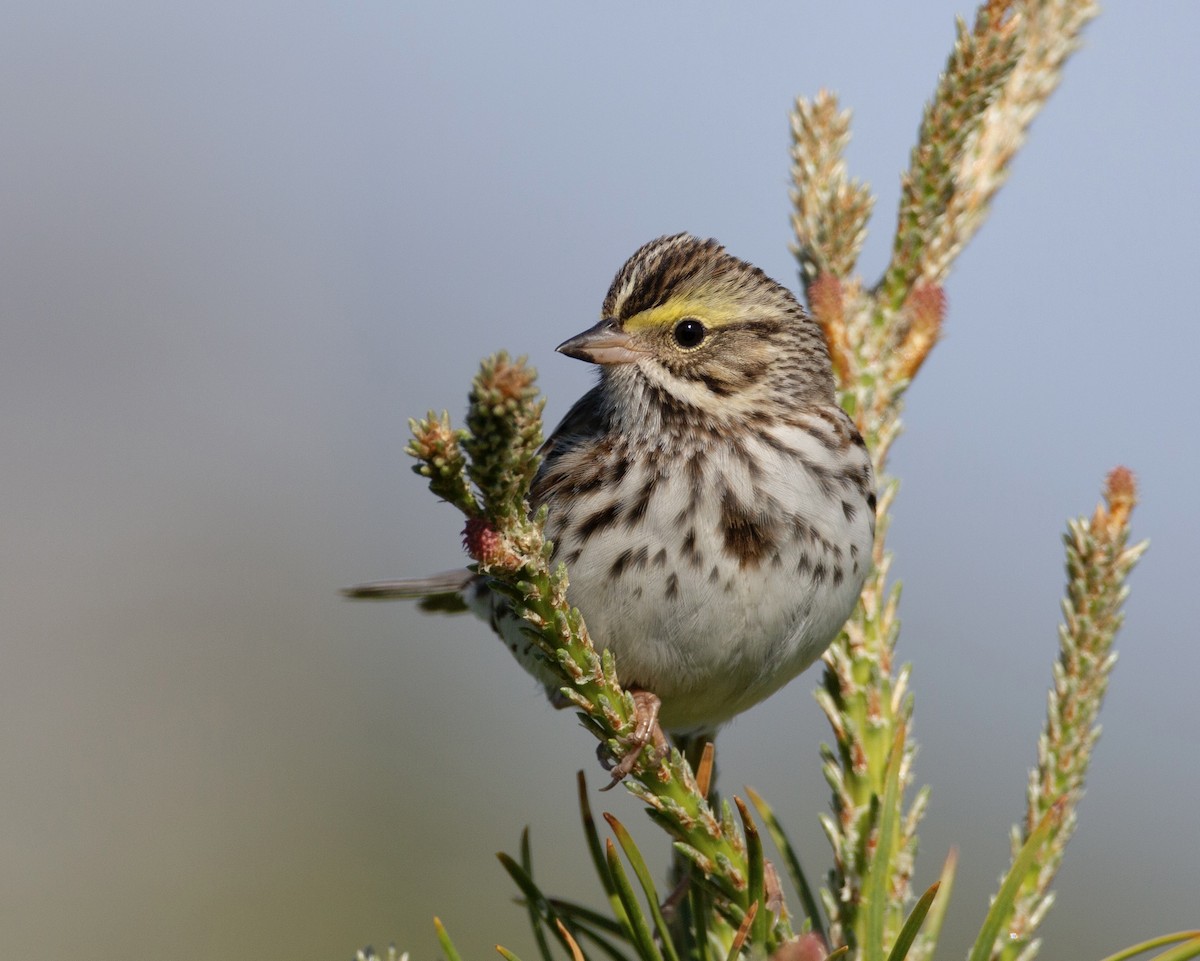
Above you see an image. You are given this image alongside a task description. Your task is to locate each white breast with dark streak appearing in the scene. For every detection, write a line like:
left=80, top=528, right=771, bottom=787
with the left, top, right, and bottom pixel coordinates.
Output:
left=528, top=416, right=875, bottom=734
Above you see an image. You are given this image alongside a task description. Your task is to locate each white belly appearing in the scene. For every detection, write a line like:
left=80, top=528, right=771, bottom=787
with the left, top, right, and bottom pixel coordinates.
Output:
left=546, top=430, right=874, bottom=733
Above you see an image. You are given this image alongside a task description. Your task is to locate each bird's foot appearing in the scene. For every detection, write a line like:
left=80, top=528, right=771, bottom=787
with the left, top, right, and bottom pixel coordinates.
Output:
left=600, top=689, right=668, bottom=790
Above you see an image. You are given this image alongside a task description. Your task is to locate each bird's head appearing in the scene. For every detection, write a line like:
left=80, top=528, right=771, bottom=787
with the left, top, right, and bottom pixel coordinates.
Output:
left=557, top=234, right=834, bottom=420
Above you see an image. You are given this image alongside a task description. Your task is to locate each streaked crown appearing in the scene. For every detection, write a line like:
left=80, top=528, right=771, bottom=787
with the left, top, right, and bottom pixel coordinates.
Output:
left=602, top=234, right=791, bottom=328
left=595, top=233, right=836, bottom=410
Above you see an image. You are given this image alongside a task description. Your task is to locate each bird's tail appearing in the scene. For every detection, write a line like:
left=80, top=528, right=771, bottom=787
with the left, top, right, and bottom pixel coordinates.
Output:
left=342, top=568, right=476, bottom=613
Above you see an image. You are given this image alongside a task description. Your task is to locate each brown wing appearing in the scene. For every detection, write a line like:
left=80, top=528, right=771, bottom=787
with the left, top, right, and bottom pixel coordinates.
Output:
left=530, top=384, right=607, bottom=510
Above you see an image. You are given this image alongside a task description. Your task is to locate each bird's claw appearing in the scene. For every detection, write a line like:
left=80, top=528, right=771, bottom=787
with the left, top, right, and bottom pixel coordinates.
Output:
left=600, top=689, right=668, bottom=790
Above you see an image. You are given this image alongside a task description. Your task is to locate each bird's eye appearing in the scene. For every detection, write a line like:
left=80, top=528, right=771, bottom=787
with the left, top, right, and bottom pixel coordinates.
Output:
left=672, top=318, right=707, bottom=349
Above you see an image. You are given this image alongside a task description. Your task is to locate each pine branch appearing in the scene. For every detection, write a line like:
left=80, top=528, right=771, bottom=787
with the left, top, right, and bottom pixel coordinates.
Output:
left=990, top=469, right=1147, bottom=961
left=793, top=3, right=1101, bottom=956
left=409, top=353, right=793, bottom=953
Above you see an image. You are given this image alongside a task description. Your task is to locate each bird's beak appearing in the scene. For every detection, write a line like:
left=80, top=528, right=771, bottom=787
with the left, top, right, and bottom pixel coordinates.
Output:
left=556, top=318, right=641, bottom=366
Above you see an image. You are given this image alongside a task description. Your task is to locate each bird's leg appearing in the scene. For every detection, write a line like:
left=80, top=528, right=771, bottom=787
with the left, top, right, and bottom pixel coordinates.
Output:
left=601, top=689, right=668, bottom=789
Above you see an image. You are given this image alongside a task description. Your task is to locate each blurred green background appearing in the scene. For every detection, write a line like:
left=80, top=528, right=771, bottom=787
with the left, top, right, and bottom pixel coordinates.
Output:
left=2, top=3, right=1197, bottom=959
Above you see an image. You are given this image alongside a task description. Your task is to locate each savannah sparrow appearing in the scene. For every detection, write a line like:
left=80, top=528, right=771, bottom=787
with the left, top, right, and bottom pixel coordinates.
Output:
left=348, top=234, right=875, bottom=766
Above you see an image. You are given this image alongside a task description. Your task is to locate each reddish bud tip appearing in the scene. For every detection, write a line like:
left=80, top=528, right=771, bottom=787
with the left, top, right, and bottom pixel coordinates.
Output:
left=1106, top=466, right=1136, bottom=505
left=907, top=281, right=947, bottom=332
left=809, top=273, right=852, bottom=385
left=463, top=517, right=504, bottom=565
left=770, top=932, right=829, bottom=961
left=1094, top=466, right=1137, bottom=539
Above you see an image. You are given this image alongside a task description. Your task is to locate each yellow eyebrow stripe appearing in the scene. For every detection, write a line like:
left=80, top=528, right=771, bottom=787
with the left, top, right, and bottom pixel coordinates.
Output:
left=622, top=294, right=740, bottom=332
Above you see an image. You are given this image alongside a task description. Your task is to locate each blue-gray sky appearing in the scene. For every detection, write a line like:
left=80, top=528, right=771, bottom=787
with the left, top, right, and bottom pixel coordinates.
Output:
left=2, top=3, right=1197, bottom=960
